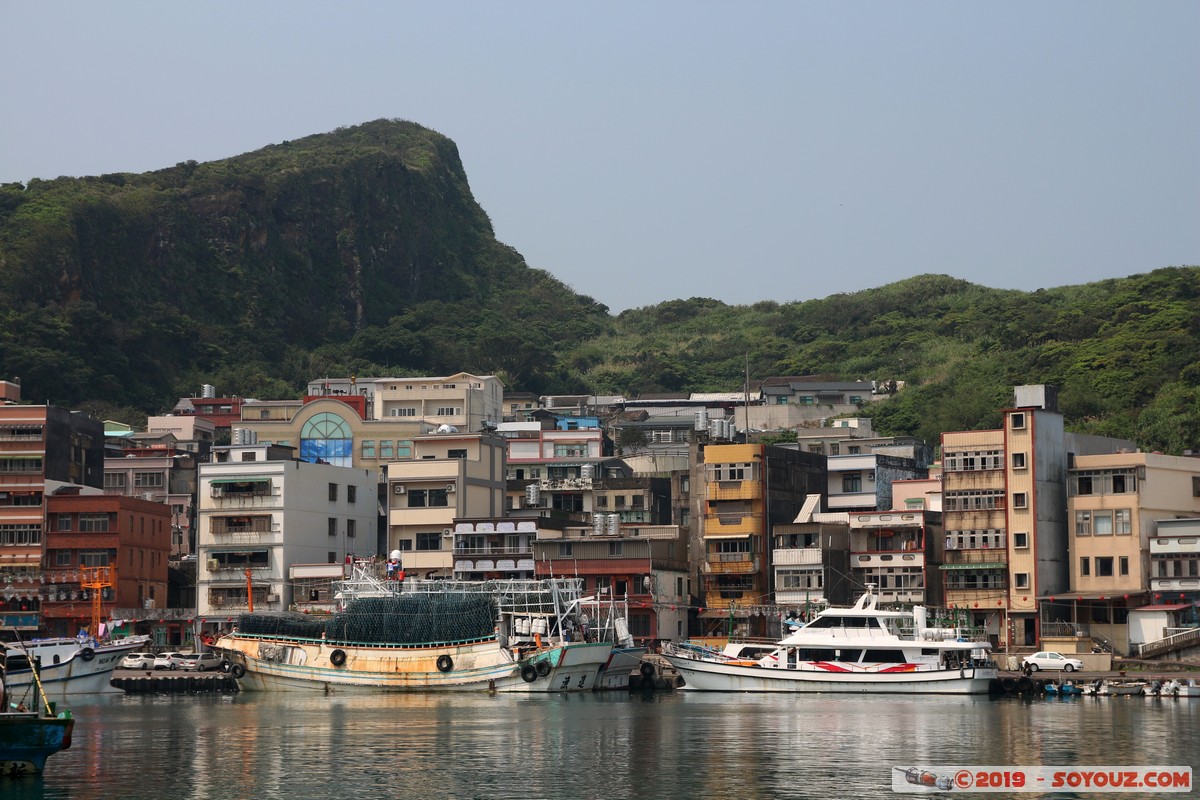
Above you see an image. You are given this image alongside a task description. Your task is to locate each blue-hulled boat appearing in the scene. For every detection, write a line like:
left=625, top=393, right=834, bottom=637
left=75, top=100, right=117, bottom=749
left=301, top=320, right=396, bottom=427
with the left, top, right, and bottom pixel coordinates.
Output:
left=1, top=646, right=75, bottom=777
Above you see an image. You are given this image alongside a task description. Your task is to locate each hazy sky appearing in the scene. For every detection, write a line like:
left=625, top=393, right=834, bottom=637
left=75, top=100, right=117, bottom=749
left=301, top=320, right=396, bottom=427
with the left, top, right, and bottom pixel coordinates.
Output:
left=2, top=2, right=1197, bottom=313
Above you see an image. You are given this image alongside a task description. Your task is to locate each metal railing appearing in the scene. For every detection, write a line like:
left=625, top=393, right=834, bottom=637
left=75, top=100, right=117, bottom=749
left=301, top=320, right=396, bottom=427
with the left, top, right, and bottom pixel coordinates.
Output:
left=1135, top=626, right=1200, bottom=658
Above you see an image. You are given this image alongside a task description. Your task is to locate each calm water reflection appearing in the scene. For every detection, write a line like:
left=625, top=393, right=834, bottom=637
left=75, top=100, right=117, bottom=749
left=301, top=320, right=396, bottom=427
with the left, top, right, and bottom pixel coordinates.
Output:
left=11, top=690, right=1200, bottom=800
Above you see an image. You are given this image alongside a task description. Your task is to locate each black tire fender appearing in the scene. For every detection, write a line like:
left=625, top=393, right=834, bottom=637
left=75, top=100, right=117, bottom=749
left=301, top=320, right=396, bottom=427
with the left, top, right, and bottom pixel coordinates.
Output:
left=230, top=663, right=246, bottom=679
left=79, top=647, right=96, bottom=662
left=521, top=664, right=538, bottom=683
left=535, top=660, right=551, bottom=677
left=330, top=649, right=347, bottom=667
left=639, top=661, right=656, bottom=678
left=436, top=655, right=454, bottom=673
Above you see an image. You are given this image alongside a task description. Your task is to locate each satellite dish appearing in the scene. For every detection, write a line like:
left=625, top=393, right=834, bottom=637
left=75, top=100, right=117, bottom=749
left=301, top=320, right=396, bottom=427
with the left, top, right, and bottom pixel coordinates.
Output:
left=436, top=424, right=458, bottom=434
left=389, top=550, right=403, bottom=561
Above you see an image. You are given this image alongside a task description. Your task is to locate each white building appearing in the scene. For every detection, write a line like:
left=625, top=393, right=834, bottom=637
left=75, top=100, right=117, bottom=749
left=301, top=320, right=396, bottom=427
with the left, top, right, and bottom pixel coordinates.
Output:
left=195, top=443, right=376, bottom=615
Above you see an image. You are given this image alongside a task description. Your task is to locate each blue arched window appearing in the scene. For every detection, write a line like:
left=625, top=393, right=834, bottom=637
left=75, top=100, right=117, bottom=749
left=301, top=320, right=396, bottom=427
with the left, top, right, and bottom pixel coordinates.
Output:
left=300, top=412, right=353, bottom=467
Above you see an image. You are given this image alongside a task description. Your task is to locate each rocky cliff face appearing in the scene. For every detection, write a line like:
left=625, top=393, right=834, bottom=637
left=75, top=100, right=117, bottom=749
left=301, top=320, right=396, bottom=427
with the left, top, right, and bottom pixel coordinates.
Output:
left=0, top=120, right=607, bottom=409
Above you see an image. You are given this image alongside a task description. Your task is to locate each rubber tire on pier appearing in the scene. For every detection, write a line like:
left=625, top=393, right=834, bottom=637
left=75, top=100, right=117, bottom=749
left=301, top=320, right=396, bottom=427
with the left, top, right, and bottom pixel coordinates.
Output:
left=79, top=647, right=95, bottom=662
left=1016, top=676, right=1035, bottom=695
left=330, top=649, right=347, bottom=667
left=999, top=677, right=1017, bottom=694
left=521, top=665, right=538, bottom=683
left=230, top=663, right=246, bottom=679
left=436, top=655, right=454, bottom=673
left=639, top=661, right=656, bottom=679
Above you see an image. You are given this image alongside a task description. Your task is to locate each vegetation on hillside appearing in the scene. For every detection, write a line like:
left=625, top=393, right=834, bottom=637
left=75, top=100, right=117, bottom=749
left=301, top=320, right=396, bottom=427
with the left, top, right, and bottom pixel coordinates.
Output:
left=1, top=120, right=1196, bottom=453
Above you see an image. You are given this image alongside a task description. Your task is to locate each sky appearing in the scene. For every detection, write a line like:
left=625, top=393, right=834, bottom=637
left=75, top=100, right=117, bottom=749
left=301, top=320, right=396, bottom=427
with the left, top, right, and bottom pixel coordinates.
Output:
left=2, top=2, right=1197, bottom=313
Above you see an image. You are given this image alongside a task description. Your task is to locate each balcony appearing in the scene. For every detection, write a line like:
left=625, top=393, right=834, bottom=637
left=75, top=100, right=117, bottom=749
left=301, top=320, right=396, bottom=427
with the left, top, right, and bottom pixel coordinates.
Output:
left=706, top=479, right=762, bottom=501
left=944, top=549, right=1008, bottom=566
left=703, top=554, right=758, bottom=574
left=772, top=548, right=822, bottom=566
left=854, top=552, right=924, bottom=569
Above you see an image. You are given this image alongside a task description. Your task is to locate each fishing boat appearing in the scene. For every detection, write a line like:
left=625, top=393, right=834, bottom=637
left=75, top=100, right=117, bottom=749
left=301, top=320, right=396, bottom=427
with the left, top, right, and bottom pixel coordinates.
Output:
left=580, top=593, right=645, bottom=690
left=1082, top=679, right=1147, bottom=696
left=1159, top=679, right=1200, bottom=698
left=3, top=634, right=150, bottom=699
left=1044, top=680, right=1083, bottom=696
left=0, top=646, right=75, bottom=776
left=660, top=585, right=997, bottom=694
left=215, top=562, right=613, bottom=693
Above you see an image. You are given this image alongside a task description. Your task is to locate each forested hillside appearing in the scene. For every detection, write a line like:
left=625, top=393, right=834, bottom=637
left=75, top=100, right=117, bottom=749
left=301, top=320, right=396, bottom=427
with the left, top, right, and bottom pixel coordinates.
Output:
left=0, top=120, right=1196, bottom=453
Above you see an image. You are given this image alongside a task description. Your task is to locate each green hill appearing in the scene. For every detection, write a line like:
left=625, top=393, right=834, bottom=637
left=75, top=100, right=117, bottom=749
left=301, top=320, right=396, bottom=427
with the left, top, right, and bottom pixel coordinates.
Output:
left=0, top=120, right=1196, bottom=452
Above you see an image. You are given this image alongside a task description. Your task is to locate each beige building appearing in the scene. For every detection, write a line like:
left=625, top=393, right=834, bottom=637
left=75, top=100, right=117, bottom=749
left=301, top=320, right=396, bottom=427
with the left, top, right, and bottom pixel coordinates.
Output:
left=306, top=372, right=504, bottom=432
left=386, top=433, right=507, bottom=577
left=1067, top=452, right=1200, bottom=653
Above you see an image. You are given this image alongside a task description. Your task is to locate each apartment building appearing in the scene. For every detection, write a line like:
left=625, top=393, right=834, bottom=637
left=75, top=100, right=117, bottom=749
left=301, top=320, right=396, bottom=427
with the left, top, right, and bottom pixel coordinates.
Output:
left=0, top=399, right=105, bottom=635
left=306, top=372, right=504, bottom=432
left=386, top=433, right=507, bottom=578
left=698, top=442, right=826, bottom=637
left=1067, top=452, right=1200, bottom=653
left=196, top=444, right=376, bottom=615
left=104, top=432, right=199, bottom=559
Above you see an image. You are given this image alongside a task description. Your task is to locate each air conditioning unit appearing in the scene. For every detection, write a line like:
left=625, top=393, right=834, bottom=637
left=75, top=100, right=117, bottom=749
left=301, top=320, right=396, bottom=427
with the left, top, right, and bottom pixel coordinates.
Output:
left=442, top=528, right=454, bottom=538
left=207, top=559, right=220, bottom=572
left=266, top=594, right=280, bottom=603
left=212, top=596, right=225, bottom=606
left=446, top=484, right=456, bottom=493
left=393, top=484, right=406, bottom=495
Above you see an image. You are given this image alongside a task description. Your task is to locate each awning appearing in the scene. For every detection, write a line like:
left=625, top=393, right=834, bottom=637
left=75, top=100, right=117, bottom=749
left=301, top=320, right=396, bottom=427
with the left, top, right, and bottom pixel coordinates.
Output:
left=940, top=563, right=1006, bottom=570
left=1038, top=591, right=1150, bottom=601
left=698, top=608, right=752, bottom=619
left=209, top=477, right=270, bottom=485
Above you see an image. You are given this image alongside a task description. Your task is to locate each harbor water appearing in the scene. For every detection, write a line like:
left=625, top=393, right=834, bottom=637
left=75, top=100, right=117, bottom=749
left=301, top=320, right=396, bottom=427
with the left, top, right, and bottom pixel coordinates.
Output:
left=12, top=690, right=1200, bottom=800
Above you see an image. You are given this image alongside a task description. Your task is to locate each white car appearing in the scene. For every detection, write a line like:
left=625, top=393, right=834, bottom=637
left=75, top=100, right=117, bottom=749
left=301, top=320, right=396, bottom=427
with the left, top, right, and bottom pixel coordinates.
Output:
left=121, top=652, right=155, bottom=670
left=179, top=652, right=226, bottom=672
left=1022, top=651, right=1085, bottom=673
left=153, top=651, right=188, bottom=670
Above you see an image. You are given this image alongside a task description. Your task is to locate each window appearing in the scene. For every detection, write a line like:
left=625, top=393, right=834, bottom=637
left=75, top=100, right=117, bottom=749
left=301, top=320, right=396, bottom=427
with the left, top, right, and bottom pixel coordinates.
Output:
left=428, top=488, right=448, bottom=507
left=80, top=550, right=110, bottom=567
left=434, top=407, right=461, bottom=416
left=1013, top=532, right=1028, bottom=548
left=596, top=495, right=608, bottom=508
left=328, top=483, right=338, bottom=501
left=1075, top=510, right=1091, bottom=535
left=1010, top=412, right=1026, bottom=430
left=380, top=440, right=394, bottom=459
left=799, top=395, right=815, bottom=405
left=408, top=489, right=448, bottom=508
left=104, top=473, right=126, bottom=489
left=447, top=449, right=467, bottom=459
left=396, top=441, right=412, bottom=459
left=842, top=473, right=862, bottom=493
left=55, top=514, right=72, bottom=532
left=632, top=496, right=644, bottom=510
left=133, top=472, right=163, bottom=488
left=346, top=520, right=356, bottom=539
left=943, top=490, right=1006, bottom=511
left=1012, top=492, right=1028, bottom=510
left=608, top=541, right=624, bottom=556
left=1096, top=557, right=1114, bottom=577
left=1011, top=452, right=1026, bottom=469
left=328, top=518, right=337, bottom=537
left=56, top=550, right=71, bottom=566
left=361, top=440, right=376, bottom=458
left=679, top=508, right=690, bottom=526
left=391, top=407, right=417, bottom=417
left=559, top=543, right=573, bottom=556
left=1115, top=509, right=1132, bottom=535
left=1014, top=573, right=1030, bottom=589
left=1119, top=556, right=1129, bottom=576
left=416, top=532, right=441, bottom=551
left=79, top=514, right=111, bottom=532
left=347, top=485, right=357, bottom=504
left=0, top=524, right=42, bottom=545
left=1080, top=557, right=1090, bottom=576
left=1093, top=511, right=1113, bottom=535
left=240, top=452, right=257, bottom=462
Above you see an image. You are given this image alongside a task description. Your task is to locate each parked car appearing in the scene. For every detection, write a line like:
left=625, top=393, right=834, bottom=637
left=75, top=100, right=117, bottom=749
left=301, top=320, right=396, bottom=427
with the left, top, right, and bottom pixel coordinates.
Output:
left=179, top=651, right=226, bottom=672
left=153, top=651, right=189, bottom=671
left=1021, top=651, right=1085, bottom=672
left=121, top=652, right=155, bottom=670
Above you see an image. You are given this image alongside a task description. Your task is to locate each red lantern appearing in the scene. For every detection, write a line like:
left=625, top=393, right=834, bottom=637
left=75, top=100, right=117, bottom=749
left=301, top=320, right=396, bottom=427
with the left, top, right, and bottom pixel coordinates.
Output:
left=973, top=603, right=979, bottom=608
left=1099, top=596, right=1105, bottom=601
left=1123, top=594, right=1129, bottom=600
left=698, top=607, right=705, bottom=614
left=1156, top=594, right=1162, bottom=600
left=998, top=601, right=1003, bottom=606
left=1049, top=596, right=1055, bottom=602
left=1077, top=597, right=1082, bottom=602
left=1023, top=596, right=1028, bottom=601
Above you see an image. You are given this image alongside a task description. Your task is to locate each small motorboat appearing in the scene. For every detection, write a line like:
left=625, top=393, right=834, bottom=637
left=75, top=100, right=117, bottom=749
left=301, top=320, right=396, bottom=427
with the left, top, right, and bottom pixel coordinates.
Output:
left=1045, top=681, right=1082, bottom=696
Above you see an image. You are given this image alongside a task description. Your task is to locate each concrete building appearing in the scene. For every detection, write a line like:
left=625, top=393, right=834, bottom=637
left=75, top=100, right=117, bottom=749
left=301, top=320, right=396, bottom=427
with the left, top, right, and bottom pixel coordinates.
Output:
left=104, top=433, right=199, bottom=559
left=849, top=509, right=943, bottom=606
left=941, top=385, right=1134, bottom=649
left=1066, top=453, right=1200, bottom=653
left=386, top=433, right=507, bottom=578
left=697, top=442, right=826, bottom=637
left=196, top=443, right=376, bottom=616
left=0, top=399, right=105, bottom=635
left=306, top=372, right=504, bottom=432
left=42, top=487, right=171, bottom=638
